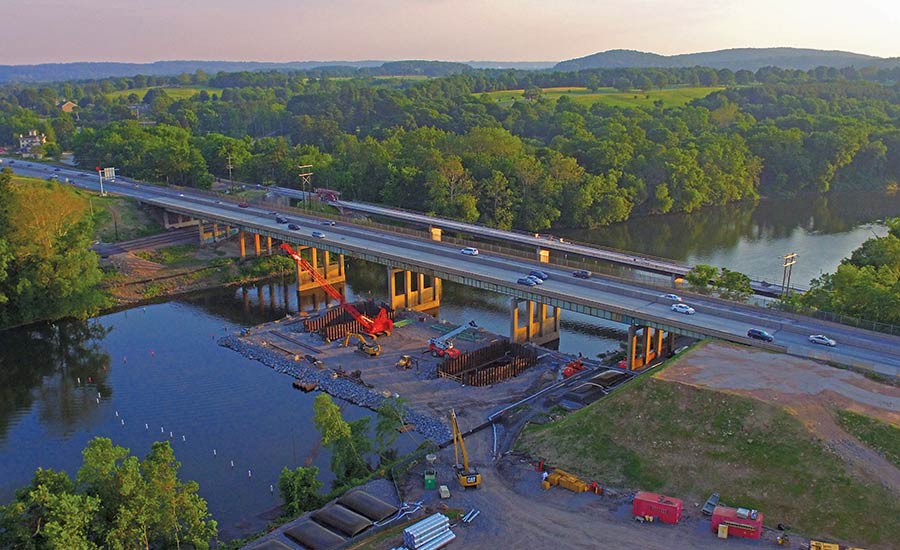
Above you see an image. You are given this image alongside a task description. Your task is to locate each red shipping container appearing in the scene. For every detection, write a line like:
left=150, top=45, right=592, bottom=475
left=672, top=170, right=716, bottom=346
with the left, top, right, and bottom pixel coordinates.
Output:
left=711, top=506, right=763, bottom=540
left=632, top=491, right=683, bottom=525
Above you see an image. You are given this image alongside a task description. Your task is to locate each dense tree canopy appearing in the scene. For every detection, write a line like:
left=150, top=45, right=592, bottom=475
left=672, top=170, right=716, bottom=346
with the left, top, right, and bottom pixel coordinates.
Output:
left=799, top=218, right=900, bottom=324
left=4, top=66, right=900, bottom=233
left=0, top=170, right=108, bottom=328
left=0, top=437, right=217, bottom=549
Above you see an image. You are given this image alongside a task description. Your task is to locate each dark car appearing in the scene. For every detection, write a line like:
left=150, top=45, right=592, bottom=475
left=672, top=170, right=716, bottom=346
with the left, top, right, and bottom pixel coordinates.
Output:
left=573, top=270, right=592, bottom=279
left=275, top=215, right=288, bottom=224
left=747, top=328, right=774, bottom=342
left=529, top=270, right=549, bottom=280
left=238, top=202, right=249, bottom=208
left=288, top=223, right=300, bottom=230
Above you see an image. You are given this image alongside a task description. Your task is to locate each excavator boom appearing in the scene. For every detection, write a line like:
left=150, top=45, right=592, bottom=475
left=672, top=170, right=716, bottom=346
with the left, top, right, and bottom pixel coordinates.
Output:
left=450, top=408, right=481, bottom=489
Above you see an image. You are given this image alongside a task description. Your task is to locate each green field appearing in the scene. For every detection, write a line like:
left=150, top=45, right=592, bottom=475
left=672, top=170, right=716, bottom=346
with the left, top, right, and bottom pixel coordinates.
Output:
left=480, top=86, right=723, bottom=108
left=518, top=363, right=899, bottom=546
left=105, top=86, right=223, bottom=101
left=836, top=409, right=900, bottom=468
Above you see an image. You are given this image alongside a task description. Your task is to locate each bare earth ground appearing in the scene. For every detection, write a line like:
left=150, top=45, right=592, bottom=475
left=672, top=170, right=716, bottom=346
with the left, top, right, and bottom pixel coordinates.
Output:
left=657, top=341, right=900, bottom=495
left=101, top=237, right=241, bottom=304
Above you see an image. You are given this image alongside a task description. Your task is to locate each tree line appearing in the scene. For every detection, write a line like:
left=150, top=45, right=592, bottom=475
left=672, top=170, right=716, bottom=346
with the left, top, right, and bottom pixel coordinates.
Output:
left=4, top=69, right=900, bottom=232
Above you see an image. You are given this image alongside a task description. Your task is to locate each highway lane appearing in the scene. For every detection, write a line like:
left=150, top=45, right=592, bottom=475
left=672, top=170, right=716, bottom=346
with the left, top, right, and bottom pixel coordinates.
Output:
left=309, top=193, right=800, bottom=295
left=4, top=158, right=898, bottom=375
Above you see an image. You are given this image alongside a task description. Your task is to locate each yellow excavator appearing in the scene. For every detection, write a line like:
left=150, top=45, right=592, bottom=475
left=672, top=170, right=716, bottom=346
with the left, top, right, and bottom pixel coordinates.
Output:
left=450, top=408, right=481, bottom=489
left=342, top=333, right=382, bottom=357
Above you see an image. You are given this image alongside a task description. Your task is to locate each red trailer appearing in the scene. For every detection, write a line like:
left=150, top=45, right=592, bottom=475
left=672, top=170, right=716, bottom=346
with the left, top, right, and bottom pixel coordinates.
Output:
left=711, top=506, right=763, bottom=540
left=632, top=491, right=683, bottom=525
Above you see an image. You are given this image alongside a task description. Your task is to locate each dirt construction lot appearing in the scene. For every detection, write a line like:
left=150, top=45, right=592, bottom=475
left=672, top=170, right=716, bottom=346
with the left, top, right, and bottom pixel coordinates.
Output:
left=658, top=341, right=900, bottom=495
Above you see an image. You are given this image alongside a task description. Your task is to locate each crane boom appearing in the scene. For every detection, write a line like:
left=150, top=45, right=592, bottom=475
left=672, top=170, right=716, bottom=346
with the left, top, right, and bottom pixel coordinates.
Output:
left=281, top=242, right=393, bottom=336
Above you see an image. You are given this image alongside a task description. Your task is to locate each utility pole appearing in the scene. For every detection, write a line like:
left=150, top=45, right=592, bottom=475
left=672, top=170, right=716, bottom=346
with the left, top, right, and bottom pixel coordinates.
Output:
left=781, top=252, right=798, bottom=297
left=225, top=155, right=234, bottom=193
left=298, top=164, right=313, bottom=208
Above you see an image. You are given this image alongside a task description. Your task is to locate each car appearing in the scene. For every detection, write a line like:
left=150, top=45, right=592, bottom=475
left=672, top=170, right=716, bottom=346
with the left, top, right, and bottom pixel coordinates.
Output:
left=321, top=221, right=336, bottom=226
left=53, top=168, right=61, bottom=172
left=747, top=328, right=774, bottom=342
left=311, top=231, right=326, bottom=238
left=526, top=275, right=544, bottom=285
left=178, top=193, right=185, bottom=197
left=238, top=202, right=250, bottom=208
left=573, top=270, right=592, bottom=279
left=7, top=160, right=14, bottom=164
left=529, top=270, right=549, bottom=280
left=517, top=277, right=537, bottom=286
left=660, top=293, right=682, bottom=302
left=288, top=223, right=301, bottom=230
left=808, top=334, right=837, bottom=347
left=275, top=216, right=288, bottom=224
left=461, top=247, right=479, bottom=256
left=671, top=303, right=695, bottom=315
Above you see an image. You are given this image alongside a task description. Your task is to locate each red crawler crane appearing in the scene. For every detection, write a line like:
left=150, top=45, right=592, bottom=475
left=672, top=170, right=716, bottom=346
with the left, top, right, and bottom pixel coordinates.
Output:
left=280, top=243, right=393, bottom=337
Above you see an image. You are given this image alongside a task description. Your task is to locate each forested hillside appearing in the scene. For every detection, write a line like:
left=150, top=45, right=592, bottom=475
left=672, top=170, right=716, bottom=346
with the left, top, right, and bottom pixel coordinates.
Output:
left=3, top=66, right=900, bottom=232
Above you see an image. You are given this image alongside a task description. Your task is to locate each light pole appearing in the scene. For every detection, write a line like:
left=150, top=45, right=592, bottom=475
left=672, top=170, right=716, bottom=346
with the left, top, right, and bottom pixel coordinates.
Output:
left=96, top=166, right=105, bottom=196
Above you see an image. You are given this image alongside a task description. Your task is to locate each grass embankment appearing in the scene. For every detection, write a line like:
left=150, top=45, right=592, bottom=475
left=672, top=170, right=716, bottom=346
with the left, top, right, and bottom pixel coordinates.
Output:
left=105, top=86, right=223, bottom=101
left=518, top=370, right=900, bottom=546
left=480, top=86, right=723, bottom=108
left=89, top=194, right=165, bottom=242
left=836, top=410, right=900, bottom=468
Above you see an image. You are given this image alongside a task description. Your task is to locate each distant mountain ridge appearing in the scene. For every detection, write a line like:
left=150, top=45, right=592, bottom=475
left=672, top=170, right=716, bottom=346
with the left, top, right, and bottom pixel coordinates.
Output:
left=0, top=59, right=555, bottom=84
left=555, top=47, right=898, bottom=72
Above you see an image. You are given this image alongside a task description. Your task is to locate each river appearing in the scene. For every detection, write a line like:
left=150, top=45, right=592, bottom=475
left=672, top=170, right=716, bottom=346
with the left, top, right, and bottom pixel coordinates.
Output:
left=558, top=190, right=900, bottom=287
left=1, top=189, right=896, bottom=541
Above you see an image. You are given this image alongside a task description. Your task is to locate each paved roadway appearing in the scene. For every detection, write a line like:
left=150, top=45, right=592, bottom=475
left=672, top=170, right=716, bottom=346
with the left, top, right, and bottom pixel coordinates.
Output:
left=4, top=158, right=898, bottom=376
left=270, top=187, right=801, bottom=296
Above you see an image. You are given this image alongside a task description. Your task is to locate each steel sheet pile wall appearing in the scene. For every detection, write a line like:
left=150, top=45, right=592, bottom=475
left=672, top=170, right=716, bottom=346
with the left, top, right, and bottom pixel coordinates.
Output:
left=402, top=513, right=455, bottom=550
left=438, top=341, right=537, bottom=386
left=302, top=301, right=395, bottom=341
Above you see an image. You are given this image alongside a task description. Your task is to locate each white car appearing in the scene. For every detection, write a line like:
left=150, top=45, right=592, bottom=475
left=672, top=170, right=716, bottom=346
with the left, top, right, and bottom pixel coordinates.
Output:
left=808, top=334, right=837, bottom=347
left=660, top=293, right=682, bottom=302
left=461, top=247, right=479, bottom=256
left=671, top=303, right=695, bottom=315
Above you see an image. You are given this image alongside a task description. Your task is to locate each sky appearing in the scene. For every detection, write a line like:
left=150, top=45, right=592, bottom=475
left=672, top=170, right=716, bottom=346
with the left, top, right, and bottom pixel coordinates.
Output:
left=2, top=0, right=900, bottom=65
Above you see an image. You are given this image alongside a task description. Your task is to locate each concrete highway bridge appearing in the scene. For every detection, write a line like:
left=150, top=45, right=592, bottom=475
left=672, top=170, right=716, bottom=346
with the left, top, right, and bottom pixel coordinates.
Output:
left=5, top=159, right=898, bottom=376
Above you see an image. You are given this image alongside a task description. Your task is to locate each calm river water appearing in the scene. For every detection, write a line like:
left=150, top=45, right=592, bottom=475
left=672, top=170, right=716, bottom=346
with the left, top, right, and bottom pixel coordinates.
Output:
left=1, top=189, right=896, bottom=541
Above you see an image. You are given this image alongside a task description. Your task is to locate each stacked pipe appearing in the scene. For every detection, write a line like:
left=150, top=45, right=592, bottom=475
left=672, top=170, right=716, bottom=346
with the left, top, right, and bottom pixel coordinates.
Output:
left=439, top=341, right=538, bottom=386
left=402, top=513, right=455, bottom=550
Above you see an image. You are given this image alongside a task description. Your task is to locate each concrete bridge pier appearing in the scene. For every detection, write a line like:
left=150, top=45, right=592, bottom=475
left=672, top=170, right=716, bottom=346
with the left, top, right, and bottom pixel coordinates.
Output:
left=388, top=268, right=441, bottom=312
left=509, top=298, right=561, bottom=346
left=163, top=210, right=199, bottom=229
left=626, top=325, right=675, bottom=370
left=294, top=248, right=346, bottom=301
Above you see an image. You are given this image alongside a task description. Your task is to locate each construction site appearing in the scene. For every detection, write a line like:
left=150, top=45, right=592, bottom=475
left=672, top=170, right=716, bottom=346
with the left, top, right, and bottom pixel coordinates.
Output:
left=225, top=245, right=894, bottom=550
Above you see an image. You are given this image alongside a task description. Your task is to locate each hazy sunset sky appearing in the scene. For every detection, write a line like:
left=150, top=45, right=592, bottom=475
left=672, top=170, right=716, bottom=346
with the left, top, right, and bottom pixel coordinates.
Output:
left=3, top=0, right=899, bottom=64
